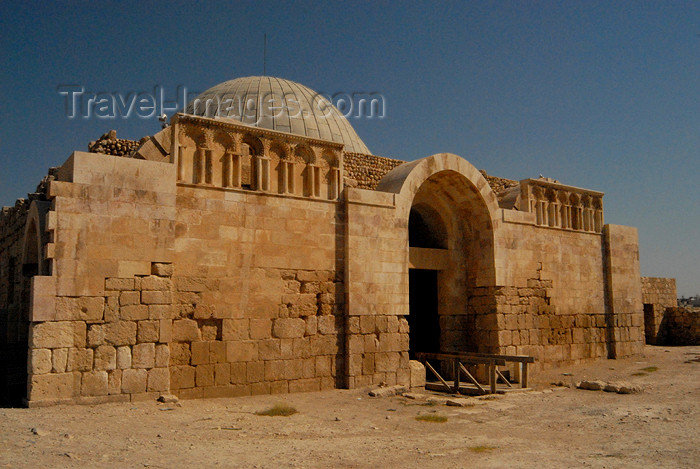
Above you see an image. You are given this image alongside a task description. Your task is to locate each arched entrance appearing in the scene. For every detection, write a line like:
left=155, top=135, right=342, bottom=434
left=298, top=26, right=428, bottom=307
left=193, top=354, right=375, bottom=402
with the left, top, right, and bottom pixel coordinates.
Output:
left=379, top=154, right=500, bottom=359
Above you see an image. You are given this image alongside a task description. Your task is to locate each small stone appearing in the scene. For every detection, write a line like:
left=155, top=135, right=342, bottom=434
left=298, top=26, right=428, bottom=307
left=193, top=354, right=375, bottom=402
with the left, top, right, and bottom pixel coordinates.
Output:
left=617, top=384, right=643, bottom=394
left=577, top=380, right=606, bottom=391
left=368, top=385, right=407, bottom=397
left=157, top=393, right=179, bottom=404
left=30, top=427, right=48, bottom=436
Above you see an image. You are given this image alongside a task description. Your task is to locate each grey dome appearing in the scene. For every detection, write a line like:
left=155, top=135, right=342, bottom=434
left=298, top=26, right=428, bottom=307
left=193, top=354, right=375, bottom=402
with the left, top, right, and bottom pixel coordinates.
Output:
left=186, top=76, right=371, bottom=154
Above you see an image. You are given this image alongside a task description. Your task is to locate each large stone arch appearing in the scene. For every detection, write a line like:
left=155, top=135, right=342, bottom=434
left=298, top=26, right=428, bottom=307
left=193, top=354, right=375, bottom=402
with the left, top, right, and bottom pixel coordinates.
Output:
left=378, top=153, right=501, bottom=287
left=378, top=153, right=501, bottom=355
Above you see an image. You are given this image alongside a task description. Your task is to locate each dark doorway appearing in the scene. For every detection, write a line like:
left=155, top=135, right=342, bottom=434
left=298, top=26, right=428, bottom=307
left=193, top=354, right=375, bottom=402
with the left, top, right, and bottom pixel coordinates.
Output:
left=1, top=255, right=29, bottom=408
left=408, top=269, right=440, bottom=359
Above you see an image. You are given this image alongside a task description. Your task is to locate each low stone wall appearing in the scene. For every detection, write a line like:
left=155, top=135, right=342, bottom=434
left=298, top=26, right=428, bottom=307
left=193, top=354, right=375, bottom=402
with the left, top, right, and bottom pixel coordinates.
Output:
left=657, top=307, right=699, bottom=346
left=641, top=277, right=677, bottom=344
left=438, top=277, right=641, bottom=371
left=88, top=130, right=140, bottom=157
left=481, top=280, right=640, bottom=367
left=479, top=170, right=518, bottom=196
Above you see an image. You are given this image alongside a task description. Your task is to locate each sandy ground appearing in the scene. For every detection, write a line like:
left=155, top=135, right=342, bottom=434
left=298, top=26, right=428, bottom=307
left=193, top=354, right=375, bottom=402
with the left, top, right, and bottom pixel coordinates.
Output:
left=1, top=345, right=698, bottom=468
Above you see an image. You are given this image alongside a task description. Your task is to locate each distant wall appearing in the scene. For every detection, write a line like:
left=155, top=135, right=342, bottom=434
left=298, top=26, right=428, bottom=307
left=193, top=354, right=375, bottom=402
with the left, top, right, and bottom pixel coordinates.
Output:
left=641, top=277, right=677, bottom=344
left=642, top=277, right=677, bottom=308
left=658, top=307, right=699, bottom=346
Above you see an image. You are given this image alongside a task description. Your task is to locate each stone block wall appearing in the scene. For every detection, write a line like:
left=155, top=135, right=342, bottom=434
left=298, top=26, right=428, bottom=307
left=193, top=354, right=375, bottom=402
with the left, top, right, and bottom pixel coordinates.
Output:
left=472, top=218, right=644, bottom=367
left=658, top=307, right=699, bottom=345
left=48, top=151, right=177, bottom=298
left=23, top=152, right=177, bottom=405
left=27, top=264, right=173, bottom=404
left=167, top=179, right=346, bottom=398
left=7, top=147, right=648, bottom=405
left=494, top=217, right=612, bottom=366
left=441, top=280, right=621, bottom=369
left=641, top=277, right=677, bottom=344
left=168, top=267, right=344, bottom=399
left=641, top=277, right=697, bottom=345
left=602, top=225, right=645, bottom=358
left=344, top=188, right=410, bottom=388
left=641, top=277, right=677, bottom=307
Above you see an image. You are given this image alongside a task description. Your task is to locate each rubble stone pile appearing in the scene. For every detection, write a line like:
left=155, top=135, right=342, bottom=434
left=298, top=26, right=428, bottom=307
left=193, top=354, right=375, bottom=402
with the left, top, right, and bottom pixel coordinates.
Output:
left=343, top=152, right=404, bottom=190
left=88, top=130, right=141, bottom=157
left=480, top=170, right=519, bottom=196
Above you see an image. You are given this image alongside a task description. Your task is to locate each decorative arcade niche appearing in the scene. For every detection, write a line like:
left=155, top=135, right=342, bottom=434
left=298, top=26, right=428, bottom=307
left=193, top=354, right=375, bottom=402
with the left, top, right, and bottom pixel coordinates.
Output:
left=175, top=117, right=344, bottom=201
left=523, top=179, right=604, bottom=233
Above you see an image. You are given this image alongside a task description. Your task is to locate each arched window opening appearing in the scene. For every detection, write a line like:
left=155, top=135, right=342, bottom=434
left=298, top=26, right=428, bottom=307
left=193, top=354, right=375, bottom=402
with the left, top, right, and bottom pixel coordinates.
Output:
left=242, top=135, right=264, bottom=190
left=295, top=145, right=318, bottom=197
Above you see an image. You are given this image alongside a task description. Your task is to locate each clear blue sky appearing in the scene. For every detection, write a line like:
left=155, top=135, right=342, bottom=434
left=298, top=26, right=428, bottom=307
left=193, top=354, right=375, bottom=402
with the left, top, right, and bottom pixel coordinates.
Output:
left=1, top=1, right=698, bottom=296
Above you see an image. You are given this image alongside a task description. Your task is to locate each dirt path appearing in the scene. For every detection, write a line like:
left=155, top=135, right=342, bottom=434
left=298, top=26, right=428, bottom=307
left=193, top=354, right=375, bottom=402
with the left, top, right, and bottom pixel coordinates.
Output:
left=1, top=345, right=698, bottom=468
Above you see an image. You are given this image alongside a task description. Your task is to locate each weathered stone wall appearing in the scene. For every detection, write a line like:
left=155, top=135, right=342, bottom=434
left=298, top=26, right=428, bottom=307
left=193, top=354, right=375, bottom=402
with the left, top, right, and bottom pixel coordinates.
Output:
left=27, top=265, right=173, bottom=404
left=16, top=146, right=647, bottom=405
left=25, top=152, right=176, bottom=405
left=490, top=217, right=644, bottom=367
left=641, top=277, right=677, bottom=307
left=25, top=149, right=349, bottom=404
left=344, top=188, right=410, bottom=388
left=657, top=307, right=700, bottom=345
left=602, top=225, right=645, bottom=358
left=641, top=277, right=677, bottom=344
left=494, top=217, right=608, bottom=365
left=169, top=183, right=345, bottom=398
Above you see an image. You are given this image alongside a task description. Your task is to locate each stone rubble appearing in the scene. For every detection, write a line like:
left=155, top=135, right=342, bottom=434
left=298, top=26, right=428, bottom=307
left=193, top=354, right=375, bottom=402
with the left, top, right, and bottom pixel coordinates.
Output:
left=577, top=380, right=643, bottom=394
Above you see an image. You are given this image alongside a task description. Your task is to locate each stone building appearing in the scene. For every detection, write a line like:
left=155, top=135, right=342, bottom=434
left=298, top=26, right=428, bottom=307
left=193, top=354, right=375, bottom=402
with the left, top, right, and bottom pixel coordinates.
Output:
left=1, top=76, right=647, bottom=406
